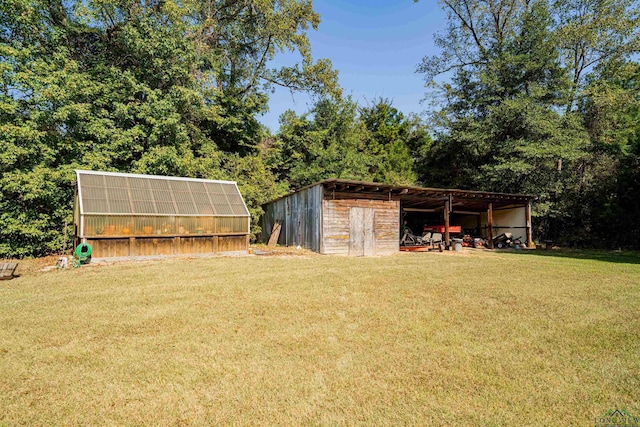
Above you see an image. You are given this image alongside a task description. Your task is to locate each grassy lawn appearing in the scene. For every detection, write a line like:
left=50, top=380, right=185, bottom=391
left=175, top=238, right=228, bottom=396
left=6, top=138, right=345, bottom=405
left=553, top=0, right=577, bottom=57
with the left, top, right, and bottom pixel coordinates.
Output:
left=1, top=249, right=639, bottom=425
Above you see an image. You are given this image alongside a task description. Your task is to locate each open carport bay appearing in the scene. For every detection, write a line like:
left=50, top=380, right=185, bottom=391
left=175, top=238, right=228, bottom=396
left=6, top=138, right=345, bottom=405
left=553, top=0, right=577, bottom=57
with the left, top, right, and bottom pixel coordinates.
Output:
left=262, top=179, right=534, bottom=255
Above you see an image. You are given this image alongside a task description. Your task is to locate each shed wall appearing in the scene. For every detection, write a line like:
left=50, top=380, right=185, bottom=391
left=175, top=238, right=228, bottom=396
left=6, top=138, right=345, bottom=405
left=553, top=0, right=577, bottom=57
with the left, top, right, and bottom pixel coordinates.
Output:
left=480, top=206, right=527, bottom=238
left=261, top=185, right=323, bottom=252
left=86, top=235, right=248, bottom=258
left=322, top=199, right=399, bottom=256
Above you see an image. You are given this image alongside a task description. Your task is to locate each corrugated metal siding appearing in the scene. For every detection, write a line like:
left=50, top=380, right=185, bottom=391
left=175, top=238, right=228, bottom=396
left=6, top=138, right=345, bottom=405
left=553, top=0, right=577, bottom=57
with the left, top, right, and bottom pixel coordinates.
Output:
left=262, top=185, right=322, bottom=252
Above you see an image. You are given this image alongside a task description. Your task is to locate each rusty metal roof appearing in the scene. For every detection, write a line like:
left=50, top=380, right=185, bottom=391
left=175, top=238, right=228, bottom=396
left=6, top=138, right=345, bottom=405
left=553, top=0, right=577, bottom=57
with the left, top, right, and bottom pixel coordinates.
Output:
left=75, top=170, right=250, bottom=217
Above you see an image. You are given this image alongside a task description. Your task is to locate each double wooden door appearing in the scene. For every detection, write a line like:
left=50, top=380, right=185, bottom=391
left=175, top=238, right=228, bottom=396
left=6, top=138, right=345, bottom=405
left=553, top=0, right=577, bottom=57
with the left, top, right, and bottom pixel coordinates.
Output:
left=349, top=207, right=375, bottom=256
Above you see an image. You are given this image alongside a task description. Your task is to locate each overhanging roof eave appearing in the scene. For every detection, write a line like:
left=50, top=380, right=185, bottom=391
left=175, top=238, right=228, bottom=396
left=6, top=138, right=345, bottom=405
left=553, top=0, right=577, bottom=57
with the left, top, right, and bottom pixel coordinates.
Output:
left=319, top=178, right=535, bottom=201
left=263, top=178, right=536, bottom=207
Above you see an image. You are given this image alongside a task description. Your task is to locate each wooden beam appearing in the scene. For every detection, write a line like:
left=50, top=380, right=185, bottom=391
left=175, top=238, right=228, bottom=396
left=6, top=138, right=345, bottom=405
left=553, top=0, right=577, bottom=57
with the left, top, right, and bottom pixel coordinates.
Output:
left=526, top=201, right=533, bottom=248
left=403, top=208, right=439, bottom=213
left=451, top=210, right=482, bottom=215
left=487, top=203, right=494, bottom=249
left=444, top=199, right=450, bottom=247
left=493, top=204, right=526, bottom=211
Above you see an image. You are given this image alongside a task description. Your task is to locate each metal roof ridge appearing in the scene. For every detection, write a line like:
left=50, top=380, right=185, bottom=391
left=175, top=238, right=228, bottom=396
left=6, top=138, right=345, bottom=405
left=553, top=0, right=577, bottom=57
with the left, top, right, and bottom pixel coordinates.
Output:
left=74, top=170, right=238, bottom=185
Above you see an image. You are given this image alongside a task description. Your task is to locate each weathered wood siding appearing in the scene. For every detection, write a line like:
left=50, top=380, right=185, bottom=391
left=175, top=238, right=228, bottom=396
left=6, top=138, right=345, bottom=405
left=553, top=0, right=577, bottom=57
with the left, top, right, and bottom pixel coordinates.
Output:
left=322, top=199, right=399, bottom=256
left=261, top=185, right=323, bottom=252
left=86, top=235, right=248, bottom=258
left=217, top=235, right=249, bottom=253
left=86, top=238, right=131, bottom=258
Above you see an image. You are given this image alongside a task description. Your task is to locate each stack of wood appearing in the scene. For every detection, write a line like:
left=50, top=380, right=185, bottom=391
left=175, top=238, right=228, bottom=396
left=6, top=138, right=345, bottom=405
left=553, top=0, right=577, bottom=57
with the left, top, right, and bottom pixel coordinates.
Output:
left=0, top=262, right=18, bottom=280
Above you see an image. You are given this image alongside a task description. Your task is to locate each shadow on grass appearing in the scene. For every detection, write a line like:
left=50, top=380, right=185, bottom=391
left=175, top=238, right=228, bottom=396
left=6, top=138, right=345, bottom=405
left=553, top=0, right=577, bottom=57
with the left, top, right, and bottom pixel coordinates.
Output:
left=510, top=248, right=640, bottom=265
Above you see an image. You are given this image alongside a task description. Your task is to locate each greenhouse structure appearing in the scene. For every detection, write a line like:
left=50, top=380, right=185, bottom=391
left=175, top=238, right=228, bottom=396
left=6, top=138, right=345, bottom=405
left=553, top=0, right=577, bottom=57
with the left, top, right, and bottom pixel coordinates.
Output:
left=74, top=170, right=250, bottom=258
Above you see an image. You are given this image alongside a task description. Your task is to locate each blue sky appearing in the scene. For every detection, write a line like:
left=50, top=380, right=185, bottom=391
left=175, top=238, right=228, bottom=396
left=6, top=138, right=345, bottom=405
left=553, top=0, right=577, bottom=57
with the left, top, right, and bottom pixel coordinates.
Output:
left=258, top=0, right=447, bottom=131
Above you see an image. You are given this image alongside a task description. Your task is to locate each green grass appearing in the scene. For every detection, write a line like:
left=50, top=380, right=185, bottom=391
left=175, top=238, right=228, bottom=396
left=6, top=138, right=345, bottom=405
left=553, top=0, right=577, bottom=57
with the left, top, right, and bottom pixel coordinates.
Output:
left=1, top=250, right=639, bottom=425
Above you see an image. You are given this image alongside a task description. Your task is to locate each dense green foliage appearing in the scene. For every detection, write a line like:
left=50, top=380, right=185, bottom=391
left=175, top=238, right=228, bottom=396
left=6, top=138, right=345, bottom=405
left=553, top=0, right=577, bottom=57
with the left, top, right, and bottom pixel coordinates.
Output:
left=416, top=0, right=640, bottom=247
left=1, top=0, right=337, bottom=256
left=270, top=97, right=431, bottom=187
left=2, top=0, right=640, bottom=256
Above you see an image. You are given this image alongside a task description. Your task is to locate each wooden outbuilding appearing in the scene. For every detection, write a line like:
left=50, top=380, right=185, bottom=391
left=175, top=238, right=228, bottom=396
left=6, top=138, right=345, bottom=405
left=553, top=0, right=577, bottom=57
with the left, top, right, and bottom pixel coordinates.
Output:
left=261, top=179, right=534, bottom=256
left=74, top=170, right=250, bottom=258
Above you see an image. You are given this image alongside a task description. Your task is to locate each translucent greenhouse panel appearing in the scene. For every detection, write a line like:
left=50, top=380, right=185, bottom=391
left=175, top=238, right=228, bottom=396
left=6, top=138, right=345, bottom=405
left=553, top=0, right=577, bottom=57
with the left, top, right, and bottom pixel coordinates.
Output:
left=188, top=181, right=216, bottom=215
left=204, top=182, right=234, bottom=215
left=83, top=216, right=243, bottom=237
left=137, top=216, right=176, bottom=235
left=130, top=179, right=157, bottom=214
left=148, top=179, right=175, bottom=215
left=175, top=217, right=216, bottom=235
left=80, top=174, right=108, bottom=213
left=225, top=193, right=249, bottom=216
left=208, top=194, right=233, bottom=214
left=128, top=177, right=153, bottom=213
left=216, top=217, right=249, bottom=234
left=222, top=183, right=249, bottom=216
left=78, top=171, right=248, bottom=217
left=134, top=216, right=163, bottom=235
left=198, top=217, right=216, bottom=234
left=169, top=180, right=197, bottom=215
left=103, top=176, right=132, bottom=214
left=84, top=216, right=136, bottom=236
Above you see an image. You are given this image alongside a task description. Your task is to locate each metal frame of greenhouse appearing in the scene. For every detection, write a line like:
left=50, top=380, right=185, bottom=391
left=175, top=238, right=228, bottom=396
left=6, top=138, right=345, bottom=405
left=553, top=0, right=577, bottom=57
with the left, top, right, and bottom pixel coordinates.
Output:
left=74, top=170, right=250, bottom=258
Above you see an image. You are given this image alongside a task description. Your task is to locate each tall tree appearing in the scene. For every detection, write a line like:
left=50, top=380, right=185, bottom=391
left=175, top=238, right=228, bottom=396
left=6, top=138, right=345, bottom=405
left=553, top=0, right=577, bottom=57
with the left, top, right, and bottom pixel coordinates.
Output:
left=417, top=0, right=590, bottom=241
left=554, top=0, right=640, bottom=111
left=271, top=97, right=433, bottom=189
left=359, top=98, right=432, bottom=185
left=273, top=97, right=371, bottom=187
left=0, top=0, right=338, bottom=256
left=574, top=60, right=640, bottom=246
left=417, top=0, right=640, bottom=245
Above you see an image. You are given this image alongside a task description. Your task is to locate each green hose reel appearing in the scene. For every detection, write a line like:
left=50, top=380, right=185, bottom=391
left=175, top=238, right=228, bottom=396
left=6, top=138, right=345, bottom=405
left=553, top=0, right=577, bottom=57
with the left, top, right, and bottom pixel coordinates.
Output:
left=72, top=242, right=92, bottom=268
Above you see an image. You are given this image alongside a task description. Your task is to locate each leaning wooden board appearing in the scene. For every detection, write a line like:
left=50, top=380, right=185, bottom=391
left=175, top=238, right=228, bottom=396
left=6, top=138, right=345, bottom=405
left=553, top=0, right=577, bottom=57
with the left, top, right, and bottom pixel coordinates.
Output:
left=267, top=220, right=282, bottom=249
left=0, top=262, right=18, bottom=280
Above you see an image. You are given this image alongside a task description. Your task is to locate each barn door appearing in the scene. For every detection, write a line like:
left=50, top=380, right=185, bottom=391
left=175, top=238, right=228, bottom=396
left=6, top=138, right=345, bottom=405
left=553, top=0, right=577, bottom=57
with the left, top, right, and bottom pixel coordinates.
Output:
left=349, top=207, right=375, bottom=256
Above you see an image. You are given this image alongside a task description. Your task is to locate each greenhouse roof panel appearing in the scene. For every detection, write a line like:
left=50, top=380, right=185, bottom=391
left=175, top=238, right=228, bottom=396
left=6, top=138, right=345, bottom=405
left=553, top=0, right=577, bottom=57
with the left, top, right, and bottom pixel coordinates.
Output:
left=76, top=170, right=250, bottom=217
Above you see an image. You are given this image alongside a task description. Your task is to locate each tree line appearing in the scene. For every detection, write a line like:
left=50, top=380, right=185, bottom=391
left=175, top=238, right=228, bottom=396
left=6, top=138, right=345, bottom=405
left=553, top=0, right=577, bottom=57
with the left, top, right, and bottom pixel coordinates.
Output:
left=416, top=0, right=640, bottom=248
left=1, top=0, right=639, bottom=257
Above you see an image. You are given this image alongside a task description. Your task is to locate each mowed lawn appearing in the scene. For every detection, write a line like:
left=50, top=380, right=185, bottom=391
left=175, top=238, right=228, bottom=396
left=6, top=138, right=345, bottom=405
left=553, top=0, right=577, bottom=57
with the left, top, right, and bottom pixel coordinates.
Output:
left=1, top=250, right=639, bottom=426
